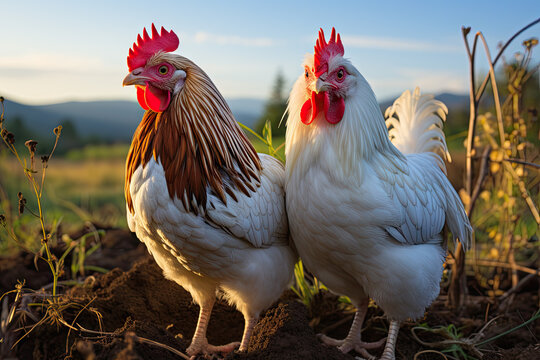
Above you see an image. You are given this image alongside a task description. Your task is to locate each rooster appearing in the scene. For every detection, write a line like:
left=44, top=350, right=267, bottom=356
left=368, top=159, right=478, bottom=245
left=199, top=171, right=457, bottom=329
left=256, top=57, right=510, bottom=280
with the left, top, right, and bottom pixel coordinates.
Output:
left=122, top=24, right=296, bottom=358
left=285, top=28, right=472, bottom=360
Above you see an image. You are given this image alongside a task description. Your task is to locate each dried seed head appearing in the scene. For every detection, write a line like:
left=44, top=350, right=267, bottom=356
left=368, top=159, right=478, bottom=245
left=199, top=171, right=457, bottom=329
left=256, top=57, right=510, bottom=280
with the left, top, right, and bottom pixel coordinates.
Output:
left=41, top=155, right=49, bottom=163
left=0, top=214, right=6, bottom=226
left=1, top=129, right=15, bottom=144
left=54, top=125, right=62, bottom=136
left=7, top=132, right=14, bottom=144
left=18, top=192, right=26, bottom=215
left=25, top=139, right=38, bottom=154
left=523, top=37, right=538, bottom=50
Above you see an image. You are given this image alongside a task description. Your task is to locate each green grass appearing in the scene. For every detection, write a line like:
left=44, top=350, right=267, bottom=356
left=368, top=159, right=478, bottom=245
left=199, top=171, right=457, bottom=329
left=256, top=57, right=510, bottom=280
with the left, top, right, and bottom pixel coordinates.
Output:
left=250, top=135, right=285, bottom=160
left=445, top=130, right=468, bottom=152
left=64, top=144, right=130, bottom=161
left=0, top=145, right=128, bottom=253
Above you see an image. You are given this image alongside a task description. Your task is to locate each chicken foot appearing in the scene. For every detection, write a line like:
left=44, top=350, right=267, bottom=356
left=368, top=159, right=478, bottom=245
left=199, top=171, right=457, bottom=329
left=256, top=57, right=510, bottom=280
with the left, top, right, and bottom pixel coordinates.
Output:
left=186, top=300, right=240, bottom=359
left=318, top=299, right=385, bottom=359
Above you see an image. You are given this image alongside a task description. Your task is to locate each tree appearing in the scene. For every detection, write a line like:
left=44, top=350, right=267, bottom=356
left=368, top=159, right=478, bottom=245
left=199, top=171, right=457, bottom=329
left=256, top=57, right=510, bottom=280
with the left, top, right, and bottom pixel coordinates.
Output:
left=256, top=70, right=288, bottom=137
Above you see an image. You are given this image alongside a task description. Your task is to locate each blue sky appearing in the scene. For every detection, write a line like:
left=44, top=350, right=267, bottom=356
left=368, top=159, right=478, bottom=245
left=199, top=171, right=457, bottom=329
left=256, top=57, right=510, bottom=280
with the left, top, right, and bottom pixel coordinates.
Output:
left=1, top=0, right=539, bottom=105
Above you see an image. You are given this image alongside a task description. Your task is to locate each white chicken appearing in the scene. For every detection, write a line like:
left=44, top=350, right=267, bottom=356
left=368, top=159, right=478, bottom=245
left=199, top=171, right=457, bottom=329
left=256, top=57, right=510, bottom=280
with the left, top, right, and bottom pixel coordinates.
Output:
left=122, top=24, right=296, bottom=358
left=285, top=28, right=472, bottom=360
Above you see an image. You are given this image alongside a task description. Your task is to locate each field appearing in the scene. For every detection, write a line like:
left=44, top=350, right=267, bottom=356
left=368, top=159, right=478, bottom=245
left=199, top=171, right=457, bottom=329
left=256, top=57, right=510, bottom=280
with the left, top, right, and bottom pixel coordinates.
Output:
left=0, top=146, right=128, bottom=254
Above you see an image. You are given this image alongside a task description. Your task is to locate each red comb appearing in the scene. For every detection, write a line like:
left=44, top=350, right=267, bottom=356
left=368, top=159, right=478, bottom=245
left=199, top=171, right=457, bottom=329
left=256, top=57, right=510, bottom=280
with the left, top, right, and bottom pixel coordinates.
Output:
left=313, top=27, right=344, bottom=77
left=127, top=24, right=179, bottom=71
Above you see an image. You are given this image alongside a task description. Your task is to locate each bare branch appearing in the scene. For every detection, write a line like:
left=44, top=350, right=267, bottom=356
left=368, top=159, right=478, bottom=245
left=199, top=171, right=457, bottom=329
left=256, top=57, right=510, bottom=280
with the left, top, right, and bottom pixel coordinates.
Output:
left=468, top=146, right=492, bottom=215
left=478, top=33, right=505, bottom=147
left=447, top=258, right=539, bottom=275
left=503, top=158, right=540, bottom=169
left=475, top=17, right=540, bottom=103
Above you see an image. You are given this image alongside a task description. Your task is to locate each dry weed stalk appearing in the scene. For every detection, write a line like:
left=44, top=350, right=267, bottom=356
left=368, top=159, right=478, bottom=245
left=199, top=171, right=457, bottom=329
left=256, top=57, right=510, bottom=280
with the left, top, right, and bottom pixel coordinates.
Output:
left=411, top=309, right=540, bottom=359
left=448, top=17, right=540, bottom=309
left=0, top=97, right=63, bottom=298
left=76, top=325, right=190, bottom=359
left=0, top=98, right=107, bottom=356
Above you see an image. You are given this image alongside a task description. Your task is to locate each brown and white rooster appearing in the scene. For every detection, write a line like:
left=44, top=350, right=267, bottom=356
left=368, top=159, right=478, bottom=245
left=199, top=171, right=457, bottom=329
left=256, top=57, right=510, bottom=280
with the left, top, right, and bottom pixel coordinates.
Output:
left=285, top=28, right=472, bottom=360
left=122, top=24, right=296, bottom=358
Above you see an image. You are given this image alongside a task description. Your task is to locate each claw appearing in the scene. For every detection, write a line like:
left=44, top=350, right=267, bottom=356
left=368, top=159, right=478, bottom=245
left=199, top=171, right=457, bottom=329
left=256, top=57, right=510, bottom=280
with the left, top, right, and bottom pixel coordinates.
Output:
left=317, top=333, right=344, bottom=347
left=186, top=338, right=239, bottom=359
left=318, top=333, right=385, bottom=359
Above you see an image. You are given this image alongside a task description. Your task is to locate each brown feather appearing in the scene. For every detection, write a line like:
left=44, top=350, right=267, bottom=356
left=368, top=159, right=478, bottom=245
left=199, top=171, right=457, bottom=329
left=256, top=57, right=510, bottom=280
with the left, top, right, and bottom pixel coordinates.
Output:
left=125, top=55, right=261, bottom=214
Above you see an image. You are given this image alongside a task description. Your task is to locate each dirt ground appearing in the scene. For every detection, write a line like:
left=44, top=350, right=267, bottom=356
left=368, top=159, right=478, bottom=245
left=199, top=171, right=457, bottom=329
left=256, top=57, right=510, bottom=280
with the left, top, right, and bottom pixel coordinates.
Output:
left=0, top=228, right=538, bottom=360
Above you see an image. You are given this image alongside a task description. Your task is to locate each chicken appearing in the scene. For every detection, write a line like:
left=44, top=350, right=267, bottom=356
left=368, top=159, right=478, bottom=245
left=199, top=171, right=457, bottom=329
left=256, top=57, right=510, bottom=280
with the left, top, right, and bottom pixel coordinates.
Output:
left=285, top=28, right=472, bottom=360
left=122, top=24, right=296, bottom=358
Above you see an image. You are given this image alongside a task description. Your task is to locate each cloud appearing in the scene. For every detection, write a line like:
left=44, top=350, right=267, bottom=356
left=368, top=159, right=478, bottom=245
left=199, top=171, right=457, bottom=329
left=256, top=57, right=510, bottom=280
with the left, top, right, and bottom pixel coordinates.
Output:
left=343, top=35, right=461, bottom=53
left=0, top=53, right=104, bottom=72
left=372, top=68, right=468, bottom=99
left=398, top=68, right=467, bottom=92
left=193, top=31, right=276, bottom=47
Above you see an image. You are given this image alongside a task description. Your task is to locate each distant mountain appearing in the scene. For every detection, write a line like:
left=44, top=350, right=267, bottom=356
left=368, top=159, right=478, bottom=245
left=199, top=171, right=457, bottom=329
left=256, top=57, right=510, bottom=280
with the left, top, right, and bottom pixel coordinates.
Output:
left=223, top=98, right=265, bottom=129
left=227, top=98, right=265, bottom=120
left=1, top=93, right=467, bottom=142
left=1, top=97, right=265, bottom=142
left=37, top=101, right=145, bottom=127
left=379, top=92, right=469, bottom=112
left=434, top=93, right=470, bottom=110
left=2, top=99, right=144, bottom=141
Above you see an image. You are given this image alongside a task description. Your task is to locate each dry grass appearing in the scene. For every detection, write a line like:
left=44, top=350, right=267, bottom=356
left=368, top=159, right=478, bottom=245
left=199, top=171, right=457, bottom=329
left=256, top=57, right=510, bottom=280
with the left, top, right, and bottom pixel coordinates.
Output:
left=0, top=156, right=127, bottom=244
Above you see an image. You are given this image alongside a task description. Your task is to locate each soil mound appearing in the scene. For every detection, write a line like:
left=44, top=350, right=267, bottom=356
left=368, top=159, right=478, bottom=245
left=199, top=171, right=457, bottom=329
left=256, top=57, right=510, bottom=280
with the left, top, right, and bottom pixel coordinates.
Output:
left=1, top=229, right=538, bottom=360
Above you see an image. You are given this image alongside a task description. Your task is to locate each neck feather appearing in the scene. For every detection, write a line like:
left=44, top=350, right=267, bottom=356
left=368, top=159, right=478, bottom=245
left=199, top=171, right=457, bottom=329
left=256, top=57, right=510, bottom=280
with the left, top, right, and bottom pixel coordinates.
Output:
left=126, top=62, right=261, bottom=214
left=286, top=74, right=405, bottom=180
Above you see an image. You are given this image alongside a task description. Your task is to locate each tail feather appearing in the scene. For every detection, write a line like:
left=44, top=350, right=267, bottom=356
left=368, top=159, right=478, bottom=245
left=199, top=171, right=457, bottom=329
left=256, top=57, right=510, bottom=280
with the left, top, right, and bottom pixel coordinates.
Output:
left=385, top=88, right=450, bottom=173
left=386, top=88, right=473, bottom=250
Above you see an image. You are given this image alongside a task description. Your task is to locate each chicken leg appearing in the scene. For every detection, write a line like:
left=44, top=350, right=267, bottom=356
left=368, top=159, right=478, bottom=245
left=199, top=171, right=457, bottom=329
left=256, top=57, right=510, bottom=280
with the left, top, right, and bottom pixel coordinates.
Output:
left=318, top=298, right=385, bottom=359
left=186, top=299, right=240, bottom=359
left=379, top=320, right=399, bottom=360
left=238, top=316, right=258, bottom=352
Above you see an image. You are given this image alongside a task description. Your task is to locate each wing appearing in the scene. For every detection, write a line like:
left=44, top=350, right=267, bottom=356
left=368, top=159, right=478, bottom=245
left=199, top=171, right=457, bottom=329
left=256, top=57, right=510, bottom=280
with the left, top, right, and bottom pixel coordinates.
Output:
left=378, top=153, right=449, bottom=245
left=205, top=153, right=288, bottom=248
left=127, top=207, right=136, bottom=233
left=127, top=155, right=287, bottom=278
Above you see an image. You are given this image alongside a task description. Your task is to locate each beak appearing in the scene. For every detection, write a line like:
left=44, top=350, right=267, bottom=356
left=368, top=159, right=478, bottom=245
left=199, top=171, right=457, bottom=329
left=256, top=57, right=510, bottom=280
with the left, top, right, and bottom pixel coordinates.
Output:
left=123, top=69, right=150, bottom=87
left=315, top=78, right=330, bottom=94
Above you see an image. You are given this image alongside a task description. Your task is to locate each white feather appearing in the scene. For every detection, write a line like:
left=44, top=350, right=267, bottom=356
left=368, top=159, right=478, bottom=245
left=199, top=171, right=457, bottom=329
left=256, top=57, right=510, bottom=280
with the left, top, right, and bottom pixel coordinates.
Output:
left=129, top=154, right=295, bottom=319
left=285, top=61, right=472, bottom=322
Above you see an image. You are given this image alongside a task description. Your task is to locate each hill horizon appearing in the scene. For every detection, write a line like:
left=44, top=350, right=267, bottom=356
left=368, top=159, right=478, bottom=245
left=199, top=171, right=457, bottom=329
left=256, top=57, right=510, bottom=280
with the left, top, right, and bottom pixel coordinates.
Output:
left=0, top=92, right=469, bottom=143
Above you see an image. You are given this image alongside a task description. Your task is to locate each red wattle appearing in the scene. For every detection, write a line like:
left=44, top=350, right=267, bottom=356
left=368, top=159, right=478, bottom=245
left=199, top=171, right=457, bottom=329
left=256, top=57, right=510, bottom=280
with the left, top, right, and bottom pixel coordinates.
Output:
left=144, top=83, right=171, bottom=112
left=300, top=99, right=313, bottom=125
left=136, top=87, right=149, bottom=110
left=300, top=91, right=325, bottom=125
left=324, top=92, right=345, bottom=124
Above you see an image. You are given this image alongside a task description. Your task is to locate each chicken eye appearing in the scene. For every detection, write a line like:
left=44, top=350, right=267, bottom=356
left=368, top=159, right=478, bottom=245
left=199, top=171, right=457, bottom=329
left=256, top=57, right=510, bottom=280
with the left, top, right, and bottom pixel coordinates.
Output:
left=337, top=69, right=344, bottom=79
left=305, top=70, right=309, bottom=78
left=158, top=65, right=169, bottom=75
